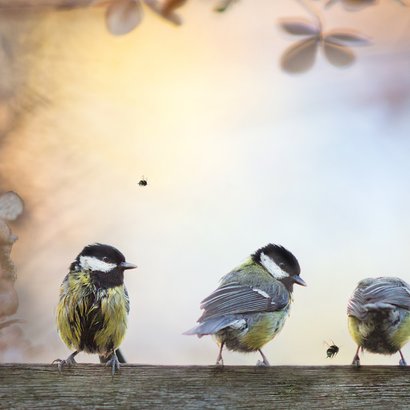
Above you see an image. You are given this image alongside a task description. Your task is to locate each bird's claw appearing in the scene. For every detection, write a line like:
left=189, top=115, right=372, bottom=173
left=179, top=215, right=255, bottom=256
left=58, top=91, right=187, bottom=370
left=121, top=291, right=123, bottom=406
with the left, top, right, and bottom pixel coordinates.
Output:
left=352, top=358, right=360, bottom=368
left=52, top=355, right=77, bottom=372
left=105, top=353, right=120, bottom=376
left=399, top=358, right=407, bottom=367
left=257, top=349, right=270, bottom=367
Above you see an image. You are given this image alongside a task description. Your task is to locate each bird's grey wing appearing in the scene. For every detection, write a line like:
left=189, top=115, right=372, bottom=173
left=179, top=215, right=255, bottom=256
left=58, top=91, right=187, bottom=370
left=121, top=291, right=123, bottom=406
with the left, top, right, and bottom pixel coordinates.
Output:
left=198, top=282, right=289, bottom=321
left=348, top=277, right=410, bottom=320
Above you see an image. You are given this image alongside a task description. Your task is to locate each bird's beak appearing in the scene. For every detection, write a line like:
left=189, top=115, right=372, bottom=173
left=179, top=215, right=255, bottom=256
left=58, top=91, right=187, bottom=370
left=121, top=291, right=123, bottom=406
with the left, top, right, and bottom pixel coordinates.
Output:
left=120, top=262, right=137, bottom=270
left=293, top=275, right=307, bottom=286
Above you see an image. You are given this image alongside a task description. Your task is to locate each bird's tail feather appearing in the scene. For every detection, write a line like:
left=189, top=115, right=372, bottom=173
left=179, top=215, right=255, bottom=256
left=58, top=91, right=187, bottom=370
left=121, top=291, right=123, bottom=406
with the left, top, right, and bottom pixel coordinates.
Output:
left=183, top=316, right=242, bottom=337
left=115, top=349, right=126, bottom=363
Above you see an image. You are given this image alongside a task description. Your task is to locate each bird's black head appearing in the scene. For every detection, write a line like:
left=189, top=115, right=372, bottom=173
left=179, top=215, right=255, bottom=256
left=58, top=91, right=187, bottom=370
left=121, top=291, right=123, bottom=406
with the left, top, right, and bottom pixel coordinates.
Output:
left=252, top=243, right=306, bottom=290
left=70, top=243, right=137, bottom=288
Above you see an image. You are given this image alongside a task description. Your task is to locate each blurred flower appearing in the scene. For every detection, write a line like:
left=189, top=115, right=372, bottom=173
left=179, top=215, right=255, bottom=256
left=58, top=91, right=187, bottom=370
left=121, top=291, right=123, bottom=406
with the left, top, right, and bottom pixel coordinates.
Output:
left=279, top=18, right=371, bottom=73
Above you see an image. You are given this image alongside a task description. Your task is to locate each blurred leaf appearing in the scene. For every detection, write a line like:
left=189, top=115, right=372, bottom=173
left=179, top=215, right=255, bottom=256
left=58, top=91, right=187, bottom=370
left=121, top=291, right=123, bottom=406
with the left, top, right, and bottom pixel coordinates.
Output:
left=325, top=31, right=371, bottom=46
left=0, top=191, right=24, bottom=222
left=323, top=42, right=355, bottom=67
left=214, top=0, right=238, bottom=13
left=105, top=0, right=143, bottom=36
left=144, top=0, right=182, bottom=25
left=325, top=0, right=378, bottom=11
left=162, top=0, right=188, bottom=14
left=279, top=18, right=320, bottom=36
left=281, top=37, right=319, bottom=74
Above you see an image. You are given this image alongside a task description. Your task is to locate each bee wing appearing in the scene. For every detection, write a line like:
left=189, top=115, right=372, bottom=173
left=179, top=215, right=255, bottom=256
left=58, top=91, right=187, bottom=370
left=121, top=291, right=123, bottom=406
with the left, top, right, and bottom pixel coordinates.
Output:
left=348, top=277, right=410, bottom=320
left=198, top=282, right=289, bottom=321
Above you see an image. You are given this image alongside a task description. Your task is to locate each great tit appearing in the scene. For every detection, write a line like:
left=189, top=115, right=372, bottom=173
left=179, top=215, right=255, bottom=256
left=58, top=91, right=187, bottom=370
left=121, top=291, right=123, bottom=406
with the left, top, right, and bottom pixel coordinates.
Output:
left=54, top=243, right=137, bottom=374
left=347, top=276, right=410, bottom=366
left=184, top=243, right=306, bottom=365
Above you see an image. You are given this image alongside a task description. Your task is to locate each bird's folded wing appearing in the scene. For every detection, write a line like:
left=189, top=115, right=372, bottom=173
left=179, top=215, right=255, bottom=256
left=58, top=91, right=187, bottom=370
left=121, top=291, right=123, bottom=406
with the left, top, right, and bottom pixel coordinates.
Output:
left=348, top=277, right=410, bottom=319
left=198, top=282, right=289, bottom=321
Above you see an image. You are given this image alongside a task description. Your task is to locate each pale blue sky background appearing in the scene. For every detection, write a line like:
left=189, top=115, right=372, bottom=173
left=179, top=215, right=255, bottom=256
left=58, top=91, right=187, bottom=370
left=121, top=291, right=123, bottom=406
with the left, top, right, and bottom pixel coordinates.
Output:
left=1, top=0, right=409, bottom=365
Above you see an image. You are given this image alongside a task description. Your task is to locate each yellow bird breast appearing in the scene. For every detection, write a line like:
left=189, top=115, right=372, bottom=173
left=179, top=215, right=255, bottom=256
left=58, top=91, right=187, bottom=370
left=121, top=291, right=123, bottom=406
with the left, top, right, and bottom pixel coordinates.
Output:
left=240, top=312, right=288, bottom=351
left=56, top=272, right=129, bottom=356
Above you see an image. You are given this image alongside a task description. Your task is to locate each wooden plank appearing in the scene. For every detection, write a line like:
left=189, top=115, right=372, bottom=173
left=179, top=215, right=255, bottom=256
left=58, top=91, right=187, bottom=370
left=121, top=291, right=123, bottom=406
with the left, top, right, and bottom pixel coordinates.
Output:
left=0, top=365, right=409, bottom=409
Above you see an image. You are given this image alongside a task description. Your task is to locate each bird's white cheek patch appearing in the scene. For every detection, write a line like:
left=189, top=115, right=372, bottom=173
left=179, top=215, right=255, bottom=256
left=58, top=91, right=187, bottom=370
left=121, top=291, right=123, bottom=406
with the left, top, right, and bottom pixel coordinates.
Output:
left=260, top=252, right=289, bottom=279
left=79, top=256, right=116, bottom=272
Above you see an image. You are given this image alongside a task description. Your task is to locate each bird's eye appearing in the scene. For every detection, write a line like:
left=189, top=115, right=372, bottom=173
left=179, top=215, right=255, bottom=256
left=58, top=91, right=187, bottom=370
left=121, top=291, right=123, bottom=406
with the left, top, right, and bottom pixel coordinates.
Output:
left=279, top=262, right=286, bottom=268
left=102, top=256, right=109, bottom=262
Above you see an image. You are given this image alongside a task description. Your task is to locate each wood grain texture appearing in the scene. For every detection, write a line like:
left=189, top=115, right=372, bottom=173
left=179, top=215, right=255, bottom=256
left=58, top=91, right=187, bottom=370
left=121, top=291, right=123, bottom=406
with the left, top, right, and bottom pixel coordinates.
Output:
left=0, top=365, right=409, bottom=409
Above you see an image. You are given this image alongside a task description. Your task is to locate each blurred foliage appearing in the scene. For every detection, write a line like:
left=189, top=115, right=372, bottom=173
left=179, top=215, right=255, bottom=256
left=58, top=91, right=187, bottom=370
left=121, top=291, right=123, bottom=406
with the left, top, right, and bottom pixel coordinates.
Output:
left=0, top=0, right=407, bottom=72
left=214, top=0, right=239, bottom=13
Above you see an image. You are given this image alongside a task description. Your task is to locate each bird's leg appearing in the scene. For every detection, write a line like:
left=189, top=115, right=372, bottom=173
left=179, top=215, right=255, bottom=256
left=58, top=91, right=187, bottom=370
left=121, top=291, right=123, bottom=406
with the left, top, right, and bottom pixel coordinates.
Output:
left=256, top=349, right=270, bottom=367
left=399, top=350, right=407, bottom=367
left=52, top=351, right=79, bottom=372
left=351, top=346, right=361, bottom=367
left=216, top=342, right=225, bottom=366
left=105, top=350, right=121, bottom=376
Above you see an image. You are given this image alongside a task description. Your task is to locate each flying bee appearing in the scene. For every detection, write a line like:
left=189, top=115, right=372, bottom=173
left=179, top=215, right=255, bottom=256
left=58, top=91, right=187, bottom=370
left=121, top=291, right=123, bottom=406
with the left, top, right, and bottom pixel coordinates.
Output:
left=325, top=340, right=340, bottom=358
left=138, top=176, right=147, bottom=186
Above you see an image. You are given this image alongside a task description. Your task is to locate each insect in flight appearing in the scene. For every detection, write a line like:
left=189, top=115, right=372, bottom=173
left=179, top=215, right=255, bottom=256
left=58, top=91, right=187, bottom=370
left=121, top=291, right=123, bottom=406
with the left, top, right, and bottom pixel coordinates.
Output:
left=325, top=341, right=340, bottom=358
left=138, top=176, right=147, bottom=187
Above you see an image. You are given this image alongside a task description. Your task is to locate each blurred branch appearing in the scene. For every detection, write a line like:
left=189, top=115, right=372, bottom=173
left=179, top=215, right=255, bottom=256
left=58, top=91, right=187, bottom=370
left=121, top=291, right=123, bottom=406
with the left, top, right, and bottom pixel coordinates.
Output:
left=0, top=319, right=20, bottom=330
left=295, top=0, right=322, bottom=28
left=0, top=191, right=23, bottom=326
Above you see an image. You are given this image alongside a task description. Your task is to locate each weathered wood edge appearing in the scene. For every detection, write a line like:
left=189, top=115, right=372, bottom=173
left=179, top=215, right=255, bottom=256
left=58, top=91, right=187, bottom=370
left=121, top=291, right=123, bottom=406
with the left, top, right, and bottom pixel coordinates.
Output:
left=1, top=365, right=409, bottom=409
left=1, top=363, right=410, bottom=368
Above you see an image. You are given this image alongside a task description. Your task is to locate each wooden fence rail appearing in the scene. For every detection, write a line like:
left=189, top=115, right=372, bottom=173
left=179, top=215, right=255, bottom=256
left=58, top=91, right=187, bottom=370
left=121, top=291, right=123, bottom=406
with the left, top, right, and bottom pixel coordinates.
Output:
left=0, top=364, right=409, bottom=409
